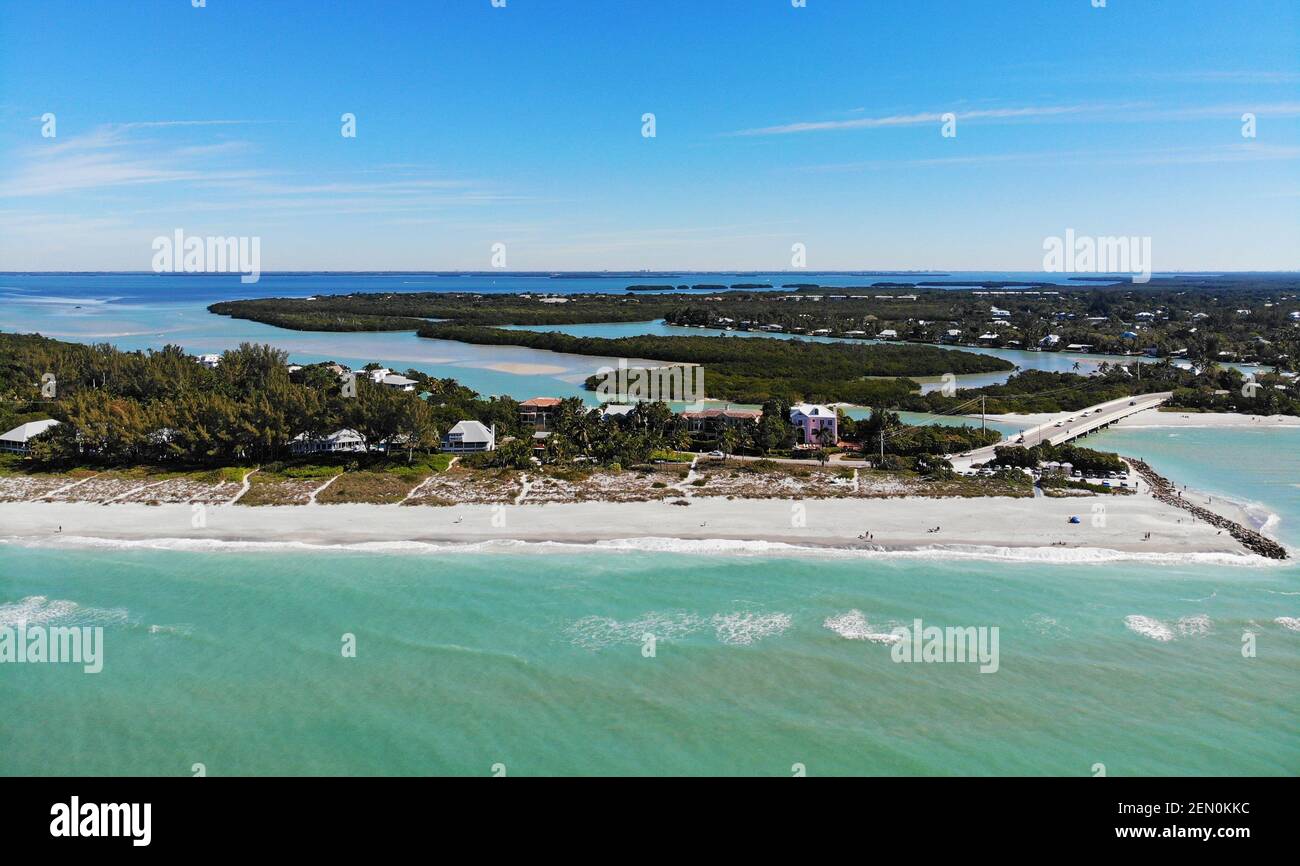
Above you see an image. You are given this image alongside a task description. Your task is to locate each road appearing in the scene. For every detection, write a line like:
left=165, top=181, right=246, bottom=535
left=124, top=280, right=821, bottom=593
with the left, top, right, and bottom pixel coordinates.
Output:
left=951, top=392, right=1171, bottom=470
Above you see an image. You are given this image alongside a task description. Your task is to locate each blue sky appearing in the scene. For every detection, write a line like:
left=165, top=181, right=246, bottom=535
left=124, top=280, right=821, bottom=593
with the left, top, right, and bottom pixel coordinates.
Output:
left=1, top=0, right=1297, bottom=271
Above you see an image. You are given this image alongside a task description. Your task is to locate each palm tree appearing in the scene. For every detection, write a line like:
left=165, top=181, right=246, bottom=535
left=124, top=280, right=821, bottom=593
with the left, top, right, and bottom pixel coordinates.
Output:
left=816, top=424, right=836, bottom=465
left=718, top=427, right=739, bottom=461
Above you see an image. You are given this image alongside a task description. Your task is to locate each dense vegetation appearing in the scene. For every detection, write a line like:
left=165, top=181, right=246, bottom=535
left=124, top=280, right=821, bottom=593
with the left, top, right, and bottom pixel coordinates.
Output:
left=1, top=333, right=1006, bottom=472
left=990, top=443, right=1127, bottom=475
left=664, top=276, right=1300, bottom=369
left=209, top=293, right=683, bottom=329
left=0, top=333, right=515, bottom=465
left=416, top=322, right=1011, bottom=404
left=902, top=364, right=1300, bottom=415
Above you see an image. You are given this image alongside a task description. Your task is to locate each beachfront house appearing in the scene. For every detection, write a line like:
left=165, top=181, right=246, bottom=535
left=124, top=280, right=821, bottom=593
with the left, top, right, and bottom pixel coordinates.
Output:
left=289, top=428, right=367, bottom=456
left=789, top=404, right=838, bottom=448
left=197, top=353, right=221, bottom=369
left=519, top=397, right=562, bottom=431
left=441, top=420, right=496, bottom=454
left=681, top=407, right=762, bottom=434
left=0, top=419, right=60, bottom=454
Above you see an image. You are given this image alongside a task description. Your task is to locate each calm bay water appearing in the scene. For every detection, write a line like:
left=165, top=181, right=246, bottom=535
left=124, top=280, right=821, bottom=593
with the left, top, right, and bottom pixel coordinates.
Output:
left=1, top=275, right=1297, bottom=776
left=1, top=272, right=1193, bottom=404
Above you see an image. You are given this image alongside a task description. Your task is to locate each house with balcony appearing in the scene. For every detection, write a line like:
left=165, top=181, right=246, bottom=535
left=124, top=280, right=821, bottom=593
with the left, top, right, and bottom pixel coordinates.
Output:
left=789, top=404, right=838, bottom=448
left=289, top=428, right=367, bottom=456
left=441, top=420, right=496, bottom=453
left=519, top=397, right=563, bottom=431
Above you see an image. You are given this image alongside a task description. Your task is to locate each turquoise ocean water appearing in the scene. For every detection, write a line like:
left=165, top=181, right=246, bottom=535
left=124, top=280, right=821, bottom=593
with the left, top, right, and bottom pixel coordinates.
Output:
left=2, top=425, right=1297, bottom=776
left=1, top=275, right=1297, bottom=775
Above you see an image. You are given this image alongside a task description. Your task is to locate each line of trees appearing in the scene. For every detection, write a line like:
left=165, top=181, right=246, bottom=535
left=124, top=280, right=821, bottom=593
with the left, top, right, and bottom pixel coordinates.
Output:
left=422, top=323, right=1011, bottom=405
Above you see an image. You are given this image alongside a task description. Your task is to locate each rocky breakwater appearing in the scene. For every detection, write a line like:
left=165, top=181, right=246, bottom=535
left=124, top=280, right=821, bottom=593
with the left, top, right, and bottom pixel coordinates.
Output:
left=1129, top=459, right=1288, bottom=560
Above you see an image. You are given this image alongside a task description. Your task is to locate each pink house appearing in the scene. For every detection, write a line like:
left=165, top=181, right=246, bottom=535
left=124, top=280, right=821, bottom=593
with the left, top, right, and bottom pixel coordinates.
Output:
left=790, top=403, right=838, bottom=447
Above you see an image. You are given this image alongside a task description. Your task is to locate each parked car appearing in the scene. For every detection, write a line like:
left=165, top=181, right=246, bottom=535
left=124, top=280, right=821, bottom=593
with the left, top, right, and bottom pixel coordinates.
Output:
left=707, top=450, right=725, bottom=458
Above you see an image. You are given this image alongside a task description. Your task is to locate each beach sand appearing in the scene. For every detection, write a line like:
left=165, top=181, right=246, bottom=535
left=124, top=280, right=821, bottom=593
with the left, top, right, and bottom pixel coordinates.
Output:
left=479, top=362, right=571, bottom=376
left=976, top=408, right=1300, bottom=431
left=1114, top=408, right=1300, bottom=429
left=0, top=490, right=1272, bottom=561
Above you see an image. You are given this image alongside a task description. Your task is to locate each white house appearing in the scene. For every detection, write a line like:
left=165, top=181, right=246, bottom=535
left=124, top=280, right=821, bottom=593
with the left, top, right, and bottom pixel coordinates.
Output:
left=289, top=428, right=367, bottom=455
left=789, top=404, right=838, bottom=448
left=0, top=419, right=60, bottom=454
left=381, top=374, right=418, bottom=392
left=877, top=329, right=898, bottom=339
left=442, top=420, right=496, bottom=453
left=197, top=353, right=221, bottom=369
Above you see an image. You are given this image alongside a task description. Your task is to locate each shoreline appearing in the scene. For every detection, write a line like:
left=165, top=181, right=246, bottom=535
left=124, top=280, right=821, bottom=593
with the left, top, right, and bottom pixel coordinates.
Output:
left=980, top=407, right=1300, bottom=430
left=0, top=492, right=1278, bottom=563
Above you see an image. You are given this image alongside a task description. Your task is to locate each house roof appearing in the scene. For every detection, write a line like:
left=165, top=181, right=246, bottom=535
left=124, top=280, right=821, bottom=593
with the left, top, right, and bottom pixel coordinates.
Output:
left=681, top=409, right=762, bottom=420
left=791, top=404, right=835, bottom=418
left=447, top=420, right=494, bottom=443
left=521, top=397, right=562, bottom=408
left=382, top=374, right=418, bottom=387
left=0, top=419, right=59, bottom=443
left=292, top=428, right=365, bottom=444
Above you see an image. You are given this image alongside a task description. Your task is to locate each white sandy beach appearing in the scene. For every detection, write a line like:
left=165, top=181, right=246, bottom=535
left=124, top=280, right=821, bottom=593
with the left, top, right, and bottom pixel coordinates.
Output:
left=979, top=407, right=1300, bottom=430
left=1113, top=408, right=1300, bottom=429
left=0, top=489, right=1273, bottom=561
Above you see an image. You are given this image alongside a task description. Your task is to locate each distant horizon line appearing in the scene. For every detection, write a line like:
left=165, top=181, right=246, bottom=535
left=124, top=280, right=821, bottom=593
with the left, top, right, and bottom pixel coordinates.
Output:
left=3, top=270, right=1296, bottom=277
